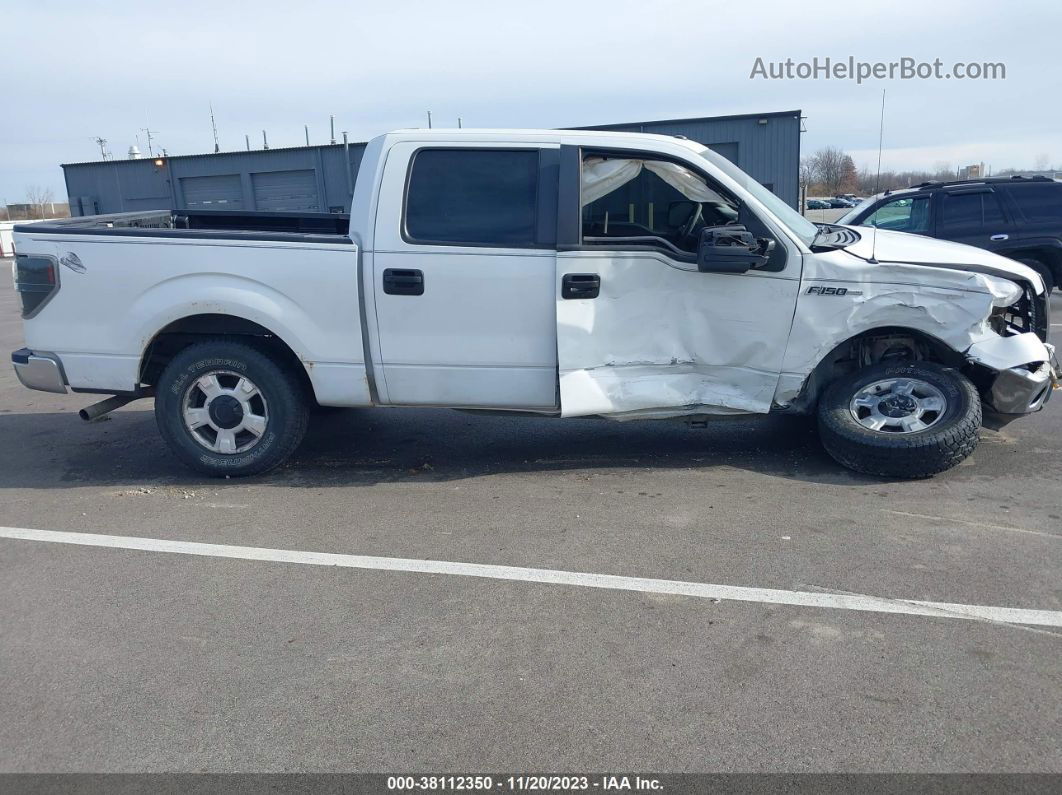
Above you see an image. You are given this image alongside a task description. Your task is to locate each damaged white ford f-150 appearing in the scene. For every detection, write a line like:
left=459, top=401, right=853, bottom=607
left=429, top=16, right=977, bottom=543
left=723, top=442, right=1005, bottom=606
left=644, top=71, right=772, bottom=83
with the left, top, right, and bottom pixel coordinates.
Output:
left=11, top=129, right=1059, bottom=477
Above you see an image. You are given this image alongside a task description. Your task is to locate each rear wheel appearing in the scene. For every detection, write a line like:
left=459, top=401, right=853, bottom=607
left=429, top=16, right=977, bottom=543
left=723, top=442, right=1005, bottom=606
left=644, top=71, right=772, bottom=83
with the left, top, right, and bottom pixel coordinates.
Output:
left=817, top=361, right=981, bottom=478
left=155, top=340, right=309, bottom=477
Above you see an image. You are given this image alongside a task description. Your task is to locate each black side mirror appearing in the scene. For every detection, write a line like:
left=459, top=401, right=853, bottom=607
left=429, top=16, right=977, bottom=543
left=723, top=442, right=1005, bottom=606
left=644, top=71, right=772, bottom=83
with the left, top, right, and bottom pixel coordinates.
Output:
left=696, top=225, right=773, bottom=273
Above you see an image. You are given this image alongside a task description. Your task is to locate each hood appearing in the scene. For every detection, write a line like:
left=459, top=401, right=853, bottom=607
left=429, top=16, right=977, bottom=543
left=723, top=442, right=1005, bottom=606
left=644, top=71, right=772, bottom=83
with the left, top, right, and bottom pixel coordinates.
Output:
left=838, top=227, right=1044, bottom=294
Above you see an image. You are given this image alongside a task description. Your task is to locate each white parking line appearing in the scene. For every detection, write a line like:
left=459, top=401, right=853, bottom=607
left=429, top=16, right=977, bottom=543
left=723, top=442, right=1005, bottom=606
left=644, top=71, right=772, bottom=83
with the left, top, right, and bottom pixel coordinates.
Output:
left=2, top=526, right=1061, bottom=628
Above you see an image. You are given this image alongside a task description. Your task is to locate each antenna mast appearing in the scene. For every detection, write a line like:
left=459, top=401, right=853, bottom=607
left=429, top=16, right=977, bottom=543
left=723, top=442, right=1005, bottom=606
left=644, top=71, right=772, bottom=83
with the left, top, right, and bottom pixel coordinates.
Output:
left=869, top=89, right=886, bottom=265
left=141, top=127, right=159, bottom=158
left=210, top=103, right=220, bottom=153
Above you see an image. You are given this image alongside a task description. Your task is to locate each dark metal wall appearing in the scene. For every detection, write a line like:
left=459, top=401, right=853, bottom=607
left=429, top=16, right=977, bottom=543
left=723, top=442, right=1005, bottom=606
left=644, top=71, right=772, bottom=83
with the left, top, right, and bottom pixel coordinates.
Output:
left=62, top=110, right=800, bottom=216
left=64, top=144, right=366, bottom=217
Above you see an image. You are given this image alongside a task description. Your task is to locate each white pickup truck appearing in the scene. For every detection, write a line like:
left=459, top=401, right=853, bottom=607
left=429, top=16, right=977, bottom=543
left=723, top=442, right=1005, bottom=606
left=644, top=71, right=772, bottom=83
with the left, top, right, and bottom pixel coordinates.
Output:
left=11, top=129, right=1058, bottom=478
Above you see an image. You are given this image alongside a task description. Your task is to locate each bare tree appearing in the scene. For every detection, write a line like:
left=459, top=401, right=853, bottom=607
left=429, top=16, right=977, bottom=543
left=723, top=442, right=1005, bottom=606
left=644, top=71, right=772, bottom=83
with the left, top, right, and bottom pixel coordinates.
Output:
left=799, top=157, right=817, bottom=189
left=810, top=147, right=847, bottom=196
left=1034, top=153, right=1050, bottom=172
left=25, top=185, right=55, bottom=219
left=931, top=161, right=955, bottom=181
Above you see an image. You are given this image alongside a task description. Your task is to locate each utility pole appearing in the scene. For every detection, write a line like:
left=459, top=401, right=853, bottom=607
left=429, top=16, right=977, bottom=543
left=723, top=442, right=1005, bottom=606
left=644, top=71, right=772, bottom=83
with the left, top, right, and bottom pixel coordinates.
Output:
left=262, top=130, right=269, bottom=150
left=342, top=131, right=353, bottom=196
left=141, top=128, right=159, bottom=158
left=245, top=134, right=251, bottom=151
left=426, top=110, right=432, bottom=129
left=210, top=103, right=220, bottom=153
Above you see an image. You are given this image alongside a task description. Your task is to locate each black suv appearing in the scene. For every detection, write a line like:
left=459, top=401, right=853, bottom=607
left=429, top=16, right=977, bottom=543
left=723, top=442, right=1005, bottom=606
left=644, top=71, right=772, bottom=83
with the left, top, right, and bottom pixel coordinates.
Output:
left=837, top=176, right=1062, bottom=292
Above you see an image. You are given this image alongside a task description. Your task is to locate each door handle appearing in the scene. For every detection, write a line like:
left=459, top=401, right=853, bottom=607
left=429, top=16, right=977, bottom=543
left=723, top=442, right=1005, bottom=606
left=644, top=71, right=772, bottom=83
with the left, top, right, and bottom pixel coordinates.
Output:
left=990, top=234, right=1009, bottom=241
left=382, top=268, right=424, bottom=296
left=562, top=273, right=600, bottom=299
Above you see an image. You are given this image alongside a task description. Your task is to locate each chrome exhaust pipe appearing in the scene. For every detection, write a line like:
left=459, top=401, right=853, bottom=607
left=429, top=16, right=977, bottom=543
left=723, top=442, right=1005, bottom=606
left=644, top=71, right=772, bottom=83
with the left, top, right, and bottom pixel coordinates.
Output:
left=79, top=395, right=137, bottom=421
left=78, top=388, right=156, bottom=421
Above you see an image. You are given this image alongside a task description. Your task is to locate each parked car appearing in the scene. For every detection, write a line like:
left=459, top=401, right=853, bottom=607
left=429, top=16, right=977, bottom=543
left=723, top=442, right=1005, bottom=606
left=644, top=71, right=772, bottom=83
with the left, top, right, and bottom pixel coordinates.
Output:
left=838, top=176, right=1062, bottom=292
left=806, top=199, right=830, bottom=210
left=827, top=197, right=855, bottom=208
left=11, top=129, right=1058, bottom=479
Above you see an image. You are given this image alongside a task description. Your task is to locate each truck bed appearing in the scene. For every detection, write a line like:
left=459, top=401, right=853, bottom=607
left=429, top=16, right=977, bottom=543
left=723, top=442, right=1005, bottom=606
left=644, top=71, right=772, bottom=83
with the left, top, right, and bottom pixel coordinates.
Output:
left=15, top=209, right=352, bottom=244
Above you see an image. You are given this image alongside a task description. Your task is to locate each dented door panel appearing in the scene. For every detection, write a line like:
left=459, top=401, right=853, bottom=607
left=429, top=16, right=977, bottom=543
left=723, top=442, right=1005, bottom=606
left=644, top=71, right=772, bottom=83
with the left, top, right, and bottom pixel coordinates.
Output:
left=556, top=250, right=800, bottom=418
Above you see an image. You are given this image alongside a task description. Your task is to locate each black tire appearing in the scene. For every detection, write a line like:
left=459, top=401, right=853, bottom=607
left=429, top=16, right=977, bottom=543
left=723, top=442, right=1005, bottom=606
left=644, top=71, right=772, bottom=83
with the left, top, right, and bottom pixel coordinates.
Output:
left=1017, top=258, right=1055, bottom=294
left=817, top=361, right=981, bottom=478
left=154, top=339, right=310, bottom=477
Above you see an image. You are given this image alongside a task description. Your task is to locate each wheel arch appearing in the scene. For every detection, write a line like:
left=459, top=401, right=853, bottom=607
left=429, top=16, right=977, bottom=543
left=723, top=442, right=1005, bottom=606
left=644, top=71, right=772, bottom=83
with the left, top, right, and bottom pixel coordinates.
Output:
left=1003, top=242, right=1062, bottom=283
left=789, top=325, right=966, bottom=413
left=139, top=313, right=315, bottom=398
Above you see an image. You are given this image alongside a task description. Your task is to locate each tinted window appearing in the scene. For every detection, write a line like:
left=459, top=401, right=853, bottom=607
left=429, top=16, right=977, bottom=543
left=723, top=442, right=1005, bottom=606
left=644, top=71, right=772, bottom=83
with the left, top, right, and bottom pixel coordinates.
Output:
left=863, top=196, right=931, bottom=234
left=1008, top=183, right=1062, bottom=223
left=405, top=149, right=538, bottom=246
left=939, top=191, right=1005, bottom=232
left=983, top=191, right=1005, bottom=226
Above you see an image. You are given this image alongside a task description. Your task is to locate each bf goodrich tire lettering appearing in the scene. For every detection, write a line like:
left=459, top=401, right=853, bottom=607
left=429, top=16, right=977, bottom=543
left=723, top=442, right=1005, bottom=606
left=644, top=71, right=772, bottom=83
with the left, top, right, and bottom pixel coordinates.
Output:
left=155, top=340, right=310, bottom=477
left=817, top=361, right=982, bottom=478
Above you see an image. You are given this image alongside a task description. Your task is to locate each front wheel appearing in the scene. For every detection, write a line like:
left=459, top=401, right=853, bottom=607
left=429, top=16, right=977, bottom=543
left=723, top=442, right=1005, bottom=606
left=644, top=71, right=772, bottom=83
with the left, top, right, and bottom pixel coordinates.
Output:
left=155, top=340, right=310, bottom=477
left=817, top=361, right=981, bottom=478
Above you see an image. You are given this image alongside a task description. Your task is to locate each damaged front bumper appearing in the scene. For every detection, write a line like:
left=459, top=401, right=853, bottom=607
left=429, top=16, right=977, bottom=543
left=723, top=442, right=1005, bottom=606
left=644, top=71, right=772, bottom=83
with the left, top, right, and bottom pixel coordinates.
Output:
left=966, top=333, right=1059, bottom=426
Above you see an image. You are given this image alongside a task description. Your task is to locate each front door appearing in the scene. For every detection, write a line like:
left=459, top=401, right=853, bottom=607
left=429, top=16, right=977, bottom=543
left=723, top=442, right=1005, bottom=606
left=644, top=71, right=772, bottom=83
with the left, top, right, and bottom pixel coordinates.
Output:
left=371, top=142, right=559, bottom=409
left=556, top=147, right=801, bottom=417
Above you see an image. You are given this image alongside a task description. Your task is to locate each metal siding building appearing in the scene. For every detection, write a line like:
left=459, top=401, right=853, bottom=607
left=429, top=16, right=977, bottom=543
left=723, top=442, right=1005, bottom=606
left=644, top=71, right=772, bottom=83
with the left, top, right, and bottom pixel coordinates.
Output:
left=62, top=110, right=800, bottom=216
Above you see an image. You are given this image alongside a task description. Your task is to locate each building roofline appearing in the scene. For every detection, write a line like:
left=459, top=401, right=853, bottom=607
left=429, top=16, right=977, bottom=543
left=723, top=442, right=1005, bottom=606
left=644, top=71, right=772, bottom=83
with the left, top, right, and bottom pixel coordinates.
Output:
left=567, top=109, right=803, bottom=130
left=61, top=110, right=803, bottom=169
left=60, top=141, right=367, bottom=169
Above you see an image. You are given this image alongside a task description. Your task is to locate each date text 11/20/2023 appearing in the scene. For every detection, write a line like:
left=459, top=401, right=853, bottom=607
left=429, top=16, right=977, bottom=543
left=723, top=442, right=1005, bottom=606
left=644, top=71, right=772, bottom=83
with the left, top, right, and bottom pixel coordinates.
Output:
left=386, top=775, right=664, bottom=791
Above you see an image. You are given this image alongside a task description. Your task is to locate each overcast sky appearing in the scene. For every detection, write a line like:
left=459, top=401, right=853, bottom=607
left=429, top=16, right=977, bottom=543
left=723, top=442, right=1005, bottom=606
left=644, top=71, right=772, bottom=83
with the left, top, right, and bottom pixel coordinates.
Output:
left=3, top=0, right=1060, bottom=204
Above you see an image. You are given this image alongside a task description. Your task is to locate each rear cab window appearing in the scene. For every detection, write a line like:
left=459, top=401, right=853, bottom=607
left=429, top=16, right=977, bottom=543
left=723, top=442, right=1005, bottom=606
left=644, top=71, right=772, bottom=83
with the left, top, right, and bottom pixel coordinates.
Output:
left=404, top=148, right=549, bottom=247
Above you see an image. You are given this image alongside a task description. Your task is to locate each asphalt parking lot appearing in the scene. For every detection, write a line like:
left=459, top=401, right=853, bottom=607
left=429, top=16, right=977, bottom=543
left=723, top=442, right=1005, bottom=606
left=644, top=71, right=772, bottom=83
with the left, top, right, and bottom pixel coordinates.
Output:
left=1, top=263, right=1060, bottom=773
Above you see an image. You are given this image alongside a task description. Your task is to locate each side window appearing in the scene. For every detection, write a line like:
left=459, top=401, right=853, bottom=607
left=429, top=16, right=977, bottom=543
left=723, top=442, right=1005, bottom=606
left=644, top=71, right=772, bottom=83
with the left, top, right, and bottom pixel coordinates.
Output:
left=405, top=149, right=538, bottom=246
left=580, top=154, right=738, bottom=255
left=939, top=191, right=1005, bottom=233
left=1007, top=184, right=1062, bottom=223
left=863, top=196, right=931, bottom=234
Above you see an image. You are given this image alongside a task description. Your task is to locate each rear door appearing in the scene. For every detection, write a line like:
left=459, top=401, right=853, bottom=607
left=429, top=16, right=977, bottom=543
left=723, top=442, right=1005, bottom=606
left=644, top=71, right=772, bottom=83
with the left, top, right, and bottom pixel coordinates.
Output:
left=371, top=142, right=559, bottom=409
left=934, top=187, right=1012, bottom=253
left=1000, top=182, right=1062, bottom=247
left=555, top=146, right=801, bottom=417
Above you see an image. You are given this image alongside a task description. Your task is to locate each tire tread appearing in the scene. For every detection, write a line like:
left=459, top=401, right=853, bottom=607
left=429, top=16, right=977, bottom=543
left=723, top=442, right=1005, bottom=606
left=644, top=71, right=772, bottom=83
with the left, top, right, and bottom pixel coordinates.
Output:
left=817, top=362, right=981, bottom=478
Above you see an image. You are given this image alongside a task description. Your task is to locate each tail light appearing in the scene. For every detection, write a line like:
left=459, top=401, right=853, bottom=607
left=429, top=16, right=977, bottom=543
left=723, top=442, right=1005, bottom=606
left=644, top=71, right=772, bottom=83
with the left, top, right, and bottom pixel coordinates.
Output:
left=13, top=254, right=59, bottom=318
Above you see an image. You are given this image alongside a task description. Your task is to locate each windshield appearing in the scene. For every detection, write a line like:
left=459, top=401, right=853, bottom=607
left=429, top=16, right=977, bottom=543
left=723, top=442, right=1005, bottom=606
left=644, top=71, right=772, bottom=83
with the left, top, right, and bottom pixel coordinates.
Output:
left=837, top=195, right=880, bottom=225
left=694, top=145, right=818, bottom=246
